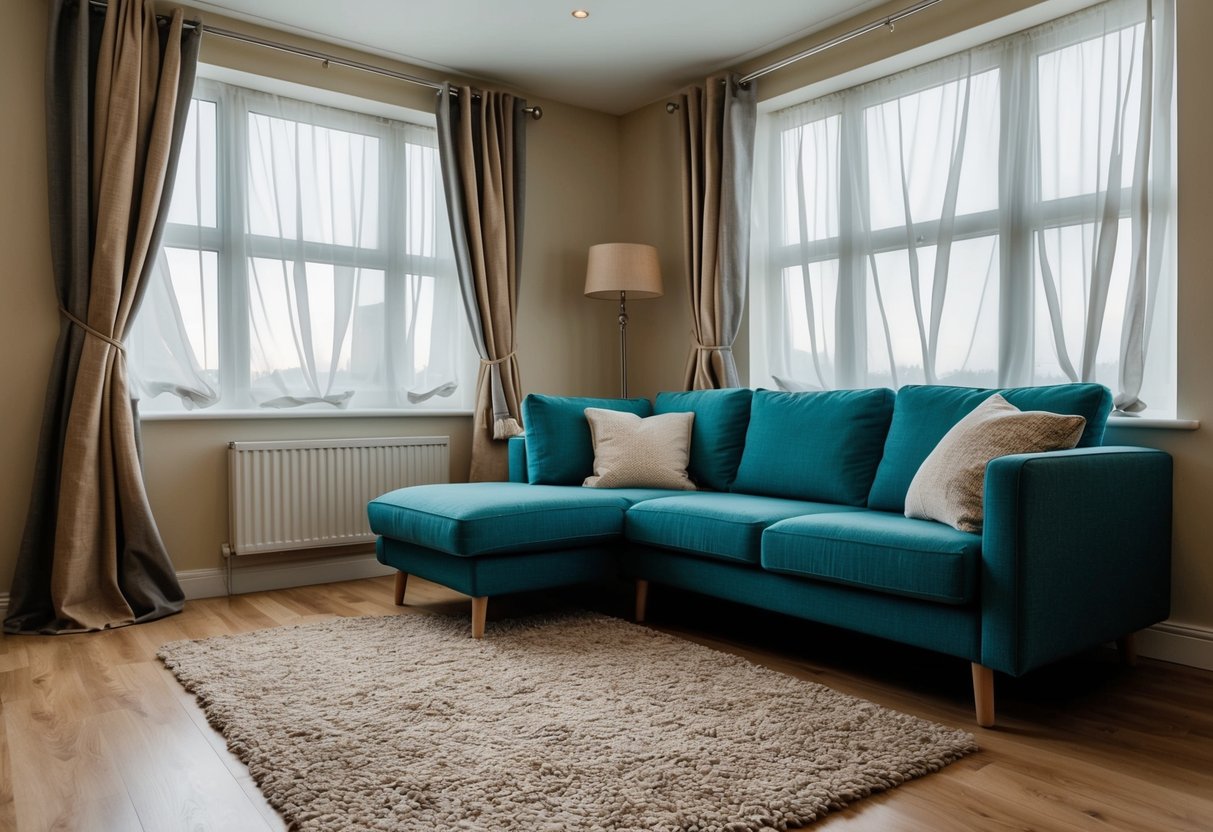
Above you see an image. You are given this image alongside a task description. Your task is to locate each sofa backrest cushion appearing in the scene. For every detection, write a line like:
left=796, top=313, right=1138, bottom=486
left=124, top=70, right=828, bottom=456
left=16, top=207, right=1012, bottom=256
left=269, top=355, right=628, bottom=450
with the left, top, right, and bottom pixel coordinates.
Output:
left=654, top=388, right=753, bottom=491
left=730, top=388, right=896, bottom=505
left=867, top=383, right=1113, bottom=513
left=521, top=394, right=652, bottom=485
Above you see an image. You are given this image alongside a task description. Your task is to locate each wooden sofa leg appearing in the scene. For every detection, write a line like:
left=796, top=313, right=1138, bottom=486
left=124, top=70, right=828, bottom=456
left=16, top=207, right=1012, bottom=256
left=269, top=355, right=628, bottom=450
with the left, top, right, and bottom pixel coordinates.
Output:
left=471, top=596, right=488, bottom=639
left=393, top=571, right=408, bottom=606
left=972, top=663, right=995, bottom=728
left=634, top=579, right=649, bottom=623
left=1117, top=633, right=1138, bottom=666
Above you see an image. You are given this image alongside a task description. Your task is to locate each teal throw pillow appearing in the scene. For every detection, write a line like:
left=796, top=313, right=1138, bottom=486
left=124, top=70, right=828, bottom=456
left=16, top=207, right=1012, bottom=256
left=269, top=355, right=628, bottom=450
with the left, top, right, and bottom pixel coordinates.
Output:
left=867, top=383, right=1113, bottom=513
left=521, top=394, right=652, bottom=485
left=654, top=388, right=753, bottom=491
left=731, top=388, right=895, bottom=506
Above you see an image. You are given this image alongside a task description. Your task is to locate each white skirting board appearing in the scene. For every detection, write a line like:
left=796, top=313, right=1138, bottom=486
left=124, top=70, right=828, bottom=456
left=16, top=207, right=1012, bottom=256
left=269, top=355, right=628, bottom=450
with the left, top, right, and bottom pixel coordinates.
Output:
left=1134, top=621, right=1213, bottom=671
left=0, top=579, right=1211, bottom=671
left=183, top=549, right=395, bottom=597
left=0, top=552, right=394, bottom=621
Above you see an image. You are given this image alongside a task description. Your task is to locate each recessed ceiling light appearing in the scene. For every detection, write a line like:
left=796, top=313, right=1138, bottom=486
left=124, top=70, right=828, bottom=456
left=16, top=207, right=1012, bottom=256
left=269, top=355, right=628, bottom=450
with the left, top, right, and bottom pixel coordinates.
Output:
left=571, top=9, right=589, bottom=19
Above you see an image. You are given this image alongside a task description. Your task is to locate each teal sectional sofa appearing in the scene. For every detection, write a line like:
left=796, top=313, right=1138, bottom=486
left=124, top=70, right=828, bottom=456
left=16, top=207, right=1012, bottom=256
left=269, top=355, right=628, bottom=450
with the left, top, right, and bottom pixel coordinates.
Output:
left=368, top=384, right=1172, bottom=726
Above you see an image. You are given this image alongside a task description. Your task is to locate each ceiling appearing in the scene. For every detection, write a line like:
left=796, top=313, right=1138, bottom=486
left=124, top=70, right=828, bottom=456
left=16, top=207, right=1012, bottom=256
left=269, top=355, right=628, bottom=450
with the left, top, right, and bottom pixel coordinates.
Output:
left=188, top=0, right=892, bottom=114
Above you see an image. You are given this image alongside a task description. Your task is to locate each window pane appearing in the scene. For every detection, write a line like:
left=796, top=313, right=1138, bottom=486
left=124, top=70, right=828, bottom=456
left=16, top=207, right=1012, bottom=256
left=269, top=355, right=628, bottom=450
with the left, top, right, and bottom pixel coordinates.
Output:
left=1032, top=220, right=1132, bottom=390
left=247, top=258, right=386, bottom=398
left=867, top=236, right=999, bottom=387
left=167, top=99, right=217, bottom=227
left=246, top=112, right=381, bottom=248
left=165, top=247, right=219, bottom=373
left=779, top=261, right=838, bottom=388
left=1038, top=24, right=1145, bottom=202
left=779, top=115, right=839, bottom=247
left=127, top=246, right=219, bottom=407
left=865, top=68, right=1000, bottom=231
left=403, top=274, right=437, bottom=374
left=404, top=142, right=441, bottom=258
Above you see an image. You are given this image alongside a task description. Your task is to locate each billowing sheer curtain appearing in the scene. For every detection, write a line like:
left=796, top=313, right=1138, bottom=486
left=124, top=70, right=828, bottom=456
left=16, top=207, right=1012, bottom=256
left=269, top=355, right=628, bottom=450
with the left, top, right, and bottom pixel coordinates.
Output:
left=129, top=80, right=469, bottom=411
left=753, top=0, right=1175, bottom=413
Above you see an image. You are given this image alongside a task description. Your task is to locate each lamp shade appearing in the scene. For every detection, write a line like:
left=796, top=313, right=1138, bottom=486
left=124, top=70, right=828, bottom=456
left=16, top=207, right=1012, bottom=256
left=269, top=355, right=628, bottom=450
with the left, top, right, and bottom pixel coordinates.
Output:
left=584, top=243, right=663, bottom=299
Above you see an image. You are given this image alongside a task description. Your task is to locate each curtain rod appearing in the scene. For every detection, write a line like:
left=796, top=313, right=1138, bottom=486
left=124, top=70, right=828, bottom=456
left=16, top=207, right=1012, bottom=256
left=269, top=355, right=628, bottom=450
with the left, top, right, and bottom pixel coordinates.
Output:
left=83, top=0, right=544, bottom=120
left=666, top=0, right=942, bottom=113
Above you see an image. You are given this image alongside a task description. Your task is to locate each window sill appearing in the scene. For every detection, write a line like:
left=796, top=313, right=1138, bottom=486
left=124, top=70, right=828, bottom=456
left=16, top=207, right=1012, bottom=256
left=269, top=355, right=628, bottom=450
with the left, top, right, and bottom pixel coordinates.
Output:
left=1106, top=416, right=1199, bottom=431
left=139, top=408, right=474, bottom=422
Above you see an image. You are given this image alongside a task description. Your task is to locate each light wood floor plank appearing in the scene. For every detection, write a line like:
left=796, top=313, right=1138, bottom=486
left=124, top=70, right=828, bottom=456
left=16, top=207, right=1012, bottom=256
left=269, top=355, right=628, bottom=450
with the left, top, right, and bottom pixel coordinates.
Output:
left=4, top=699, right=141, bottom=832
left=98, top=705, right=273, bottom=832
left=1, top=575, right=1210, bottom=831
left=0, top=708, right=16, bottom=832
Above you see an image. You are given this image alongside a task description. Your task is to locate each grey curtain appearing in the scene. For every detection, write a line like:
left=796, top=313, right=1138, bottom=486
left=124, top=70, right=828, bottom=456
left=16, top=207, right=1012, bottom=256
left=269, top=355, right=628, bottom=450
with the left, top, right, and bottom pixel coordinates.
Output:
left=5, top=0, right=199, bottom=634
left=679, top=72, right=758, bottom=390
left=436, top=83, right=527, bottom=482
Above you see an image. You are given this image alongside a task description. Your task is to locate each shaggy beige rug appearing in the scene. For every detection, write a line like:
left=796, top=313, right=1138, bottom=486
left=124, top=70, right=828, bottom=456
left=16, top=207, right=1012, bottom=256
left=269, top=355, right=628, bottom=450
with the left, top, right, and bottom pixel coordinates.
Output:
left=159, top=613, right=976, bottom=831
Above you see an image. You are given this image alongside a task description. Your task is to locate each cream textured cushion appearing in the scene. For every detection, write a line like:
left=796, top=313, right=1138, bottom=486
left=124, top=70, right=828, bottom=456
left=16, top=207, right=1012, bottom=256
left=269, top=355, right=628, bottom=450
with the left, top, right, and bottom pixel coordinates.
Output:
left=583, top=408, right=697, bottom=490
left=904, top=394, right=1086, bottom=533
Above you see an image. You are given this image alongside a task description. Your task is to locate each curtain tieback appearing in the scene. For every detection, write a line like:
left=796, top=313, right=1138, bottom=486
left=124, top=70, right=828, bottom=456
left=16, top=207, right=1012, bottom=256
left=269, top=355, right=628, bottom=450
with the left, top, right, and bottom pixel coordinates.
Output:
left=694, top=343, right=731, bottom=352
left=59, top=306, right=125, bottom=353
left=479, top=351, right=523, bottom=440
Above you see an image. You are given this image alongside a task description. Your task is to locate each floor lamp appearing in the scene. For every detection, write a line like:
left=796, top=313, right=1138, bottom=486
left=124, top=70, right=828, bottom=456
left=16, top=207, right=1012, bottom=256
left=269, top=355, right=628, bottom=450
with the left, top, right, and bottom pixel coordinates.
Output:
left=584, top=243, right=663, bottom=398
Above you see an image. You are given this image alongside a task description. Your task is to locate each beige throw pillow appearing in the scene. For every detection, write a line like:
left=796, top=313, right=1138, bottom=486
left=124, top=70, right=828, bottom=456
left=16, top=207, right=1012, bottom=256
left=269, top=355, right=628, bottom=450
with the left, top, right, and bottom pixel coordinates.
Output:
left=904, top=394, right=1086, bottom=533
left=583, top=408, right=697, bottom=490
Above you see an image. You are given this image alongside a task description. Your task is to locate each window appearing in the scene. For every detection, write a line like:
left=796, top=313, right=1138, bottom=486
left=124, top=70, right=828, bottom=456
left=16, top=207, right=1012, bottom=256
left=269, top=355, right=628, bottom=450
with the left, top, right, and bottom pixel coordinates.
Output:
left=753, top=0, right=1176, bottom=414
left=130, top=78, right=473, bottom=413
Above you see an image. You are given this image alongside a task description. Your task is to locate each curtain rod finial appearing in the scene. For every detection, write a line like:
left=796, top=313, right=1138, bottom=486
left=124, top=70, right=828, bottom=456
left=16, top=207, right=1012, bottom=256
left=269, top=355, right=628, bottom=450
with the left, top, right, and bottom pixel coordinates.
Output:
left=525, top=105, right=543, bottom=120
left=666, top=101, right=679, bottom=114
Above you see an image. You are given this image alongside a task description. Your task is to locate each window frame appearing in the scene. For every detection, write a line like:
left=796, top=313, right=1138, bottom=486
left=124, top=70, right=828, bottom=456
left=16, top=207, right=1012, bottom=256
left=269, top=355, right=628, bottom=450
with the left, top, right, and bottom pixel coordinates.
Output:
left=144, top=76, right=473, bottom=417
left=755, top=3, right=1175, bottom=411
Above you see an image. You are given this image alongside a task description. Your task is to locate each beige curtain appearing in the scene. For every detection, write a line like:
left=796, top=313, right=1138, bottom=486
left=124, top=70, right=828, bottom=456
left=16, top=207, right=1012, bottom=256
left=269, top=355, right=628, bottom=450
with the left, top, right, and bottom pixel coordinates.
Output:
left=679, top=73, right=758, bottom=390
left=6, top=0, right=198, bottom=633
left=436, top=84, right=527, bottom=482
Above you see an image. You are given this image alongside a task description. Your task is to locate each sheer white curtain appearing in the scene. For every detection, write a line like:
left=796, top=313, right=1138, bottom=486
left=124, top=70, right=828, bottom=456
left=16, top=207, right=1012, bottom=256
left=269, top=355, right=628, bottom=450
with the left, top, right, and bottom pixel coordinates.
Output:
left=128, top=97, right=220, bottom=408
left=755, top=0, right=1175, bottom=413
left=130, top=81, right=467, bottom=411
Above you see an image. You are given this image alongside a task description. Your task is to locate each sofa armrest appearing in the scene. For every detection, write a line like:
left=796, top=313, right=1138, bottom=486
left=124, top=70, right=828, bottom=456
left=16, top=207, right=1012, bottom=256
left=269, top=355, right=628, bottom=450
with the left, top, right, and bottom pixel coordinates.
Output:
left=981, top=446, right=1172, bottom=676
left=508, top=436, right=529, bottom=483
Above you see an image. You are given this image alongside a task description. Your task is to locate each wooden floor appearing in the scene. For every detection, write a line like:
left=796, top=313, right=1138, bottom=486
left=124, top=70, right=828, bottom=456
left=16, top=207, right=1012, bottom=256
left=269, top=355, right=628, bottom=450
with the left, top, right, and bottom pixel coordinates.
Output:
left=1, top=575, right=1211, bottom=831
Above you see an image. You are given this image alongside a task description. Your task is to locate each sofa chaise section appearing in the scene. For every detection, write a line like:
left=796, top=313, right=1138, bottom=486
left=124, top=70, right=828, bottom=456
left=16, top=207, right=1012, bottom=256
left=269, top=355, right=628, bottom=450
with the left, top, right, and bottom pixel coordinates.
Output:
left=369, top=481, right=686, bottom=637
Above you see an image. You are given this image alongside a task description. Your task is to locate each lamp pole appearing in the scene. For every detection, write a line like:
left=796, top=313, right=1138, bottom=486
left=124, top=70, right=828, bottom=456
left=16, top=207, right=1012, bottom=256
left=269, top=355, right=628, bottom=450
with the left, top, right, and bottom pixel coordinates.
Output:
left=618, top=291, right=629, bottom=398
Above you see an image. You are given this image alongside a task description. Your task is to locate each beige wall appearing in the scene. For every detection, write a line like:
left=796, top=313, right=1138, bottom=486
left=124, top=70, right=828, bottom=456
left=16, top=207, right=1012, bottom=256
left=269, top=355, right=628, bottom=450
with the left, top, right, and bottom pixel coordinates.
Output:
left=0, top=0, right=622, bottom=584
left=619, top=0, right=1213, bottom=630
left=1, top=0, right=59, bottom=597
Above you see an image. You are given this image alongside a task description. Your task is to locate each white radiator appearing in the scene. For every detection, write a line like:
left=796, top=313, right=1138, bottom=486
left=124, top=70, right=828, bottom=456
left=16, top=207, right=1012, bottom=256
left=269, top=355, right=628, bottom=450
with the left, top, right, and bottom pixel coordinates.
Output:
left=227, top=436, right=449, bottom=556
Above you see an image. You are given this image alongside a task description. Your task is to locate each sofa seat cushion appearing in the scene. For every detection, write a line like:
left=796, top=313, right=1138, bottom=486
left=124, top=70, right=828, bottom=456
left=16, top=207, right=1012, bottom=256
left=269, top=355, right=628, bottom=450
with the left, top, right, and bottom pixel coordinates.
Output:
left=761, top=512, right=981, bottom=605
left=626, top=493, right=862, bottom=565
left=368, top=483, right=679, bottom=557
